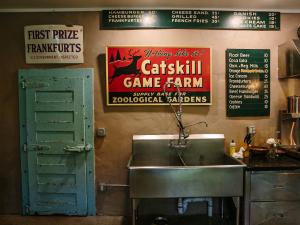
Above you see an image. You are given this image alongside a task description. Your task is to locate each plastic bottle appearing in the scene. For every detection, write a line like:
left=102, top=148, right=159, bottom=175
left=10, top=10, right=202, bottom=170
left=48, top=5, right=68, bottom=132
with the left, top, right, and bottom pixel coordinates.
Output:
left=229, top=140, right=236, bottom=156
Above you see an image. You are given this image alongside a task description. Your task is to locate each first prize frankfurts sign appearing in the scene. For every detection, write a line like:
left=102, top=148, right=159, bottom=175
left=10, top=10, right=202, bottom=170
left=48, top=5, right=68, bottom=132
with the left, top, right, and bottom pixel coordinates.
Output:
left=24, top=25, right=83, bottom=64
left=106, top=47, right=211, bottom=106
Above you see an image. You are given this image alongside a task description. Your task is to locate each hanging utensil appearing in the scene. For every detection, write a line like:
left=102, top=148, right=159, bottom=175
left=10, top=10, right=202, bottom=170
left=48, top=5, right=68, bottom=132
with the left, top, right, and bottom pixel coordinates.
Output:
left=244, top=133, right=252, bottom=145
left=290, top=122, right=296, bottom=146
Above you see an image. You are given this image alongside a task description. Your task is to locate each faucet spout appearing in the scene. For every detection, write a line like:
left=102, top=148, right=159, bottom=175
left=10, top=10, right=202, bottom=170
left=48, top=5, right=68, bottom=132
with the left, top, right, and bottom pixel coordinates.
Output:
left=163, top=81, right=187, bottom=143
left=185, top=121, right=208, bottom=129
left=163, top=81, right=207, bottom=150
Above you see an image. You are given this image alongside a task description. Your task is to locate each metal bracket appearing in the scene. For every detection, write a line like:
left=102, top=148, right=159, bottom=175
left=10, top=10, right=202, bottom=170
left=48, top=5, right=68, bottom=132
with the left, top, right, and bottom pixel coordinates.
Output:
left=64, top=144, right=93, bottom=152
left=99, top=182, right=129, bottom=192
left=21, top=81, right=49, bottom=89
left=29, top=144, right=50, bottom=151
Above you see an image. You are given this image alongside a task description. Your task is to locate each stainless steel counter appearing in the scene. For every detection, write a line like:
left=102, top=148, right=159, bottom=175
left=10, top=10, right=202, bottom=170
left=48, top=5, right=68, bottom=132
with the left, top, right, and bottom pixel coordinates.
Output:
left=243, top=151, right=300, bottom=225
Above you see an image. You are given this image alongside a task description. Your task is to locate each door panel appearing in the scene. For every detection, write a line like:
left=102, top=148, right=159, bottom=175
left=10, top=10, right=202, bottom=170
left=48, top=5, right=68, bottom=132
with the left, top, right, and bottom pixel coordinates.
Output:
left=250, top=172, right=300, bottom=201
left=250, top=201, right=300, bottom=225
left=19, top=69, right=95, bottom=216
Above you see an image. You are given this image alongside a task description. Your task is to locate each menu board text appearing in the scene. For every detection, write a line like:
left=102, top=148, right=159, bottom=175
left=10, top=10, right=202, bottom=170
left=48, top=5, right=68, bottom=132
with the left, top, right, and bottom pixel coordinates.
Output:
left=102, top=10, right=280, bottom=30
left=226, top=49, right=270, bottom=117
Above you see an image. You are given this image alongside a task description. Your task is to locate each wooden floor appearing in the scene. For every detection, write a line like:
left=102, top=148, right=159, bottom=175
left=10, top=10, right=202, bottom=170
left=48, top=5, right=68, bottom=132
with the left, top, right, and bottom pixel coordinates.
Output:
left=0, top=215, right=235, bottom=225
left=0, top=215, right=127, bottom=225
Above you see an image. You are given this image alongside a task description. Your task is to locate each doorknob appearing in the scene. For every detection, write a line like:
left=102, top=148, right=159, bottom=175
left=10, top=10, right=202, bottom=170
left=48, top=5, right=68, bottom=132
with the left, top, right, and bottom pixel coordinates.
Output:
left=64, top=144, right=93, bottom=152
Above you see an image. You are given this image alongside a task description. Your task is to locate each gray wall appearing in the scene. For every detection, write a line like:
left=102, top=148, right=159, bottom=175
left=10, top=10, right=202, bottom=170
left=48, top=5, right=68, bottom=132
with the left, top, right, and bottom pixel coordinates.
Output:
left=0, top=12, right=299, bottom=215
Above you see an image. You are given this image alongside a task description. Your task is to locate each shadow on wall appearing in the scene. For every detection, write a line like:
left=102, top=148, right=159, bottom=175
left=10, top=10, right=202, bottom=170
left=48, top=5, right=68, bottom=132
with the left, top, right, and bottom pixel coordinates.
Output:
left=97, top=186, right=130, bottom=220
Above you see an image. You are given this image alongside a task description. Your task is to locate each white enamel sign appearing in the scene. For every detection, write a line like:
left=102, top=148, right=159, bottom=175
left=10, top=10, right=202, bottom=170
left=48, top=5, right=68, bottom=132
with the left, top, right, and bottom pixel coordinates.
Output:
left=24, top=25, right=83, bottom=64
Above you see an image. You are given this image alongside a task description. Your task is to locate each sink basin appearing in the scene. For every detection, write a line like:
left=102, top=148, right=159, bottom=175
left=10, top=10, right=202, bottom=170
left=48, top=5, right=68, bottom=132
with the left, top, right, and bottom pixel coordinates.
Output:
left=128, top=134, right=246, bottom=198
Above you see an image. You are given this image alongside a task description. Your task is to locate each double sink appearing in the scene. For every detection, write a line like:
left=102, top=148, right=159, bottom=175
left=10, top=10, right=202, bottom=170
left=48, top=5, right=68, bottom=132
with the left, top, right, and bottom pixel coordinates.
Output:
left=128, top=134, right=246, bottom=199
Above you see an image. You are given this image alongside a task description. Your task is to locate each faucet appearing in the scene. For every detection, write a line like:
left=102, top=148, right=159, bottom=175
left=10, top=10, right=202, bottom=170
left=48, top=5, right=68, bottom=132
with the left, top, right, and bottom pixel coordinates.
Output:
left=163, top=81, right=208, bottom=150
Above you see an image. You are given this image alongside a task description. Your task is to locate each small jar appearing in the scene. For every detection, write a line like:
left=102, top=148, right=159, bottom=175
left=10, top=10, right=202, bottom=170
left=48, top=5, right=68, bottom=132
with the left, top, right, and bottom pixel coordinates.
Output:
left=267, top=144, right=278, bottom=159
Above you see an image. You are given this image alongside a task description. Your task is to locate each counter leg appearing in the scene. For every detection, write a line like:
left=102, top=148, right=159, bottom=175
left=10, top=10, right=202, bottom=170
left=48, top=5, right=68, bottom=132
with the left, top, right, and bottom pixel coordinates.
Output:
left=221, top=197, right=224, bottom=219
left=233, top=197, right=240, bottom=225
left=132, top=199, right=139, bottom=225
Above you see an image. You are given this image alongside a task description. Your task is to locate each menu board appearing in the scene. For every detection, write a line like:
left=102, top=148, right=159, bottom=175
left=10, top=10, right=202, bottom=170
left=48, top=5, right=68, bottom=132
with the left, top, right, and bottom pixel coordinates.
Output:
left=102, top=10, right=280, bottom=30
left=226, top=49, right=270, bottom=117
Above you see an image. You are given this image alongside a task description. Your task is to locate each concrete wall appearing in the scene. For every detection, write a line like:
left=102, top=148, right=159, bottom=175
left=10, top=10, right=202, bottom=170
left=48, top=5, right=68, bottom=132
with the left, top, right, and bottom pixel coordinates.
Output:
left=0, top=12, right=299, bottom=215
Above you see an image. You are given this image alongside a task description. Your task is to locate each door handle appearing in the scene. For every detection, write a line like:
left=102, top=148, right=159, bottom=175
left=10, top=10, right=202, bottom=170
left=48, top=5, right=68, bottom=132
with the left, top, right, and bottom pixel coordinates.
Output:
left=272, top=185, right=285, bottom=189
left=64, top=144, right=93, bottom=152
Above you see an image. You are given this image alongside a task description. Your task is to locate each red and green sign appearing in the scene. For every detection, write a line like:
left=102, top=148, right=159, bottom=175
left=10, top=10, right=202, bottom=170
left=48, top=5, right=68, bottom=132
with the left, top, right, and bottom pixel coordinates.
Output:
left=106, top=46, right=211, bottom=106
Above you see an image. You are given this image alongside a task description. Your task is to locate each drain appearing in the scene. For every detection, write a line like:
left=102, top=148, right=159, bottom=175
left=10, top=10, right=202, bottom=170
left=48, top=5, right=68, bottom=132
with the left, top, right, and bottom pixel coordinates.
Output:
left=151, top=216, right=168, bottom=225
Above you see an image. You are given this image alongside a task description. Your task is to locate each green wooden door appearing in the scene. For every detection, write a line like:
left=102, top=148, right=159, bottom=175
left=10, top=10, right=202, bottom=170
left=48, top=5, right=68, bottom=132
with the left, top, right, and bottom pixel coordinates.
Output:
left=19, top=69, right=95, bottom=216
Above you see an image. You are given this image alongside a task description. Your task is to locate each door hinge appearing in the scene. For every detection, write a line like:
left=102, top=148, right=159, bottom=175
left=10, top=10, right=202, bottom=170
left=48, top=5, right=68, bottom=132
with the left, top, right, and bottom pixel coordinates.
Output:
left=24, top=204, right=30, bottom=215
left=23, top=143, right=27, bottom=152
left=64, top=144, right=93, bottom=152
left=21, top=81, right=26, bottom=89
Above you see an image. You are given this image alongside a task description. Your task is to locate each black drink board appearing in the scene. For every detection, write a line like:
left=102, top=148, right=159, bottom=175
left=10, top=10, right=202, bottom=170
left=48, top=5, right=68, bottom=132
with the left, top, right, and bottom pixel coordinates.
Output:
left=102, top=10, right=280, bottom=30
left=226, top=49, right=270, bottom=117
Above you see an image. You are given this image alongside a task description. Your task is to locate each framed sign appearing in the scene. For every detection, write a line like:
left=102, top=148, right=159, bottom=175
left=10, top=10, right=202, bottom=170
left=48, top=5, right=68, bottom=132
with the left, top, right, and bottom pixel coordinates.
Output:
left=226, top=49, right=270, bottom=117
left=106, top=46, right=211, bottom=106
left=24, top=25, right=83, bottom=64
left=102, top=10, right=280, bottom=30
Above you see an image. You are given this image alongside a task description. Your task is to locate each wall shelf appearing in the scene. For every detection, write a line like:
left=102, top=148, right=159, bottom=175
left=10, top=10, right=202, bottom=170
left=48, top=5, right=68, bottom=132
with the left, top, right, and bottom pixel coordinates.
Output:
left=281, top=112, right=300, bottom=120
left=278, top=74, right=300, bottom=80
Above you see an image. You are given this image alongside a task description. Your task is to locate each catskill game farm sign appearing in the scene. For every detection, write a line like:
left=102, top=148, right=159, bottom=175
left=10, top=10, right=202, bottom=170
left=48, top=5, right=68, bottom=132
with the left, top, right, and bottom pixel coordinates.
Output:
left=106, top=46, right=211, bottom=106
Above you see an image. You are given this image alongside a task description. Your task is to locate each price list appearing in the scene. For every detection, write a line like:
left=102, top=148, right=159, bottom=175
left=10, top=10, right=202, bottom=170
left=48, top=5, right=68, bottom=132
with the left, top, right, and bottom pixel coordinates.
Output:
left=102, top=10, right=280, bottom=30
left=226, top=49, right=270, bottom=117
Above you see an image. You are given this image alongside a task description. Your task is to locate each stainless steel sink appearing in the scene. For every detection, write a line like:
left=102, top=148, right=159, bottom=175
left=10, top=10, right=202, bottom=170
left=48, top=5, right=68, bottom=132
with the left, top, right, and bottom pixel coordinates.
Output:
left=128, top=134, right=246, bottom=198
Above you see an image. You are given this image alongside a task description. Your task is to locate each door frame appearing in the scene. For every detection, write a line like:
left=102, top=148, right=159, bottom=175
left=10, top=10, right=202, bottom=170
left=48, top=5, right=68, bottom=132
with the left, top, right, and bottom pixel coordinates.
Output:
left=18, top=68, right=96, bottom=215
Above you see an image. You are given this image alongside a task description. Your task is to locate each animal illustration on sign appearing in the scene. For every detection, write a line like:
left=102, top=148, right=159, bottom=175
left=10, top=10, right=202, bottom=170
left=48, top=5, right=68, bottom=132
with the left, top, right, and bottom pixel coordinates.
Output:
left=109, top=49, right=142, bottom=83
